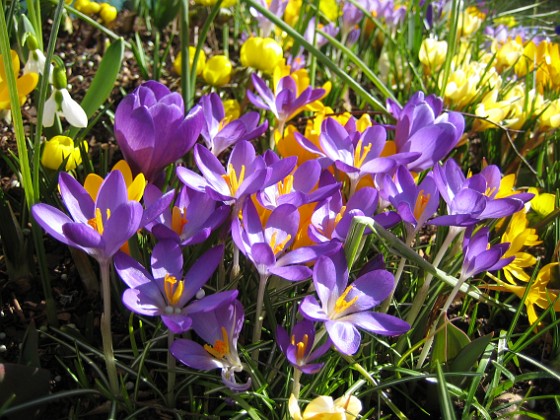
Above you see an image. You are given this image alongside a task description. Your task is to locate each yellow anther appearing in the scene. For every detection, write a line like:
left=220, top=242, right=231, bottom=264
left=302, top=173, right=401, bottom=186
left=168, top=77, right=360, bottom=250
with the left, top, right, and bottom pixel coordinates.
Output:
left=204, top=326, right=230, bottom=359
left=164, top=274, right=184, bottom=306
left=413, top=190, right=431, bottom=220
left=222, top=164, right=246, bottom=196
left=353, top=139, right=373, bottom=169
left=334, top=206, right=347, bottom=226
left=269, top=231, right=292, bottom=255
left=87, top=207, right=110, bottom=234
left=485, top=186, right=497, bottom=197
left=294, top=334, right=309, bottom=362
left=334, top=285, right=359, bottom=315
left=277, top=174, right=294, bottom=196
left=171, top=206, right=188, bottom=235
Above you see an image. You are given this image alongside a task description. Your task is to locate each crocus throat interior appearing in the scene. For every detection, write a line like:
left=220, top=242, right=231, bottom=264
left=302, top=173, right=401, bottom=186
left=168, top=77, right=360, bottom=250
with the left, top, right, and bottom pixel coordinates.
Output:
left=222, top=164, right=246, bottom=196
left=334, top=285, right=359, bottom=316
left=204, top=326, right=230, bottom=360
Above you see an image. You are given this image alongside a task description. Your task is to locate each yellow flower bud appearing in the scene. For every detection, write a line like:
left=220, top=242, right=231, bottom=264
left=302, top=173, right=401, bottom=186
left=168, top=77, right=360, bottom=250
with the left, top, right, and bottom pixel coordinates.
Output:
left=194, top=0, right=237, bottom=6
left=99, top=3, right=118, bottom=24
left=202, top=55, right=232, bottom=87
left=419, top=38, right=447, bottom=73
left=74, top=0, right=90, bottom=12
left=173, top=47, right=207, bottom=76
left=83, top=0, right=101, bottom=15
left=41, top=135, right=88, bottom=171
left=240, top=37, right=283, bottom=73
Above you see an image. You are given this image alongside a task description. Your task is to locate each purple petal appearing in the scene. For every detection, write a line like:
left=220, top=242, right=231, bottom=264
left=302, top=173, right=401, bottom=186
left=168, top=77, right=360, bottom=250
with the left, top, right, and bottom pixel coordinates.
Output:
left=171, top=339, right=223, bottom=370
left=114, top=251, right=153, bottom=288
left=325, top=320, right=361, bottom=355
left=58, top=172, right=94, bottom=222
left=344, top=311, right=410, bottom=336
left=151, top=240, right=183, bottom=280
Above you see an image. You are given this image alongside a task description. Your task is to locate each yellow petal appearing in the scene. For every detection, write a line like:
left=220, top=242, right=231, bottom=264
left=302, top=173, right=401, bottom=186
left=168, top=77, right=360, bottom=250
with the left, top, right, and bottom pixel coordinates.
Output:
left=84, top=173, right=104, bottom=201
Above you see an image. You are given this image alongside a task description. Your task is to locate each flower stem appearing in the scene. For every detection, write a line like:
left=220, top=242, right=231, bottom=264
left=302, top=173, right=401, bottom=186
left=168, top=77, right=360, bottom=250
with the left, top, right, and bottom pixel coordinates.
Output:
left=167, top=332, right=176, bottom=407
left=291, top=368, right=302, bottom=398
left=99, top=260, right=119, bottom=395
left=251, top=273, right=270, bottom=361
left=405, top=226, right=462, bottom=325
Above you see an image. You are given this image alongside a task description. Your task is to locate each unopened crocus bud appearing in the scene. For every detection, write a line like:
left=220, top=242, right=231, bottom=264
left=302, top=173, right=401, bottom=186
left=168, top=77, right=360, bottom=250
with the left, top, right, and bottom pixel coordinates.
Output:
left=240, top=37, right=283, bottom=73
left=99, top=3, right=118, bottom=24
left=203, top=55, right=232, bottom=87
left=41, top=135, right=88, bottom=171
left=419, top=38, right=447, bottom=73
left=173, top=47, right=206, bottom=76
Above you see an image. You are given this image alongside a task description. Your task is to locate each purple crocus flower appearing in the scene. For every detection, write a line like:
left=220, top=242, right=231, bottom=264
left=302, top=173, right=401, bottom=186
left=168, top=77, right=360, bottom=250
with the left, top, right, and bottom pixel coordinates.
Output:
left=114, top=241, right=235, bottom=333
left=232, top=199, right=339, bottom=281
left=170, top=299, right=251, bottom=392
left=199, top=93, right=268, bottom=157
left=145, top=184, right=229, bottom=246
left=309, top=186, right=400, bottom=244
left=257, top=151, right=340, bottom=210
left=32, top=171, right=145, bottom=265
left=430, top=159, right=530, bottom=226
left=304, top=18, right=339, bottom=49
left=176, top=141, right=296, bottom=210
left=461, top=227, right=513, bottom=279
left=248, top=73, right=325, bottom=129
left=296, top=118, right=399, bottom=192
left=276, top=319, right=332, bottom=374
left=299, top=251, right=410, bottom=355
left=377, top=166, right=440, bottom=232
left=387, top=91, right=465, bottom=172
left=114, top=80, right=204, bottom=184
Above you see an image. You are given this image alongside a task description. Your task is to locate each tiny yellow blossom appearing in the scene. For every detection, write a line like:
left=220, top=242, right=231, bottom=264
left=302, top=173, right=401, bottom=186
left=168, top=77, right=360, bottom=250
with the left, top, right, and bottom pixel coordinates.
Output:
left=527, top=188, right=555, bottom=219
left=289, top=393, right=362, bottom=420
left=203, top=55, right=232, bottom=87
left=319, top=0, right=340, bottom=22
left=195, top=0, right=237, bottom=7
left=0, top=50, right=39, bottom=110
left=173, top=47, right=207, bottom=76
left=240, top=37, right=283, bottom=73
left=99, top=3, right=118, bottom=24
left=41, top=135, right=88, bottom=171
left=82, top=0, right=101, bottom=15
left=458, top=6, right=485, bottom=38
left=285, top=0, right=303, bottom=27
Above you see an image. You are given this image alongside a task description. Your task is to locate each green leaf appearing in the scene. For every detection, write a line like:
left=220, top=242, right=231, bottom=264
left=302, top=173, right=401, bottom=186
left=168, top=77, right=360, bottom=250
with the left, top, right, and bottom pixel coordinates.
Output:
left=68, top=38, right=124, bottom=137
left=432, top=314, right=470, bottom=367
left=450, top=333, right=494, bottom=375
left=435, top=361, right=457, bottom=420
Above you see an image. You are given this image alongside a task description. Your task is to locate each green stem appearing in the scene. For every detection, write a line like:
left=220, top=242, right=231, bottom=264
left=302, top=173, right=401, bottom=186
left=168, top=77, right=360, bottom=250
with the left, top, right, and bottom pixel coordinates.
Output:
left=291, top=368, right=302, bottom=398
left=99, top=260, right=119, bottom=395
left=251, top=273, right=270, bottom=361
left=379, top=225, right=415, bottom=313
left=180, top=0, right=191, bottom=109
left=405, top=226, right=462, bottom=325
left=167, top=332, right=176, bottom=407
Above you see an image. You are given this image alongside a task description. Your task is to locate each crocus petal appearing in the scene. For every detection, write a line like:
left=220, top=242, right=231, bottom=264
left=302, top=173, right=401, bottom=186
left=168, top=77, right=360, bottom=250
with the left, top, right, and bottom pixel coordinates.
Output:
left=178, top=245, right=224, bottom=306
left=122, top=286, right=163, bottom=316
left=162, top=314, right=193, bottom=334
left=151, top=240, right=183, bottom=280
left=58, top=172, right=94, bottom=223
left=299, top=295, right=329, bottom=322
left=268, top=265, right=312, bottom=281
left=102, top=202, right=143, bottom=257
left=62, top=222, right=103, bottom=249
left=114, top=251, right=153, bottom=288
left=171, top=338, right=224, bottom=371
left=325, top=320, right=361, bottom=355
left=32, top=203, right=78, bottom=247
left=344, top=311, right=410, bottom=336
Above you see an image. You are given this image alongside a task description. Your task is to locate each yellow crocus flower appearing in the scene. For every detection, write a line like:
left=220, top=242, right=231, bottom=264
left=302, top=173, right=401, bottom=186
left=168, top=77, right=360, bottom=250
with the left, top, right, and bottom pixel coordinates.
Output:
left=41, top=135, right=88, bottom=171
left=0, top=50, right=38, bottom=110
left=289, top=393, right=362, bottom=420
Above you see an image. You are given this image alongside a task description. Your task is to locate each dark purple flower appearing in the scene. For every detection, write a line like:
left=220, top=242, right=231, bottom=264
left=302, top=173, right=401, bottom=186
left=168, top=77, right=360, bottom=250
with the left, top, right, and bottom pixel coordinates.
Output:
left=377, top=166, right=440, bottom=231
left=461, top=227, right=513, bottom=279
left=276, top=319, right=331, bottom=374
left=299, top=251, right=410, bottom=355
left=114, top=241, right=235, bottom=333
left=114, top=80, right=204, bottom=183
left=430, top=159, right=530, bottom=226
left=170, top=299, right=251, bottom=392
left=232, top=199, right=339, bottom=281
left=387, top=91, right=465, bottom=172
left=248, top=73, right=325, bottom=127
left=199, top=92, right=267, bottom=157
left=32, top=171, right=144, bottom=264
left=177, top=141, right=296, bottom=210
left=146, top=184, right=229, bottom=246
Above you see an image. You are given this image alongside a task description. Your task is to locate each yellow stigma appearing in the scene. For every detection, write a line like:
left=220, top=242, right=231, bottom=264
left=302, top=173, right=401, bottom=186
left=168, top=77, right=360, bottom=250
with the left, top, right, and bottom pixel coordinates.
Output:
left=485, top=186, right=497, bottom=197
left=413, top=190, right=431, bottom=220
left=164, top=274, right=184, bottom=306
left=204, top=326, right=230, bottom=359
left=334, top=205, right=347, bottom=226
left=87, top=208, right=110, bottom=234
left=171, top=206, right=188, bottom=235
left=222, top=164, right=246, bottom=196
left=334, top=285, right=359, bottom=315
left=269, top=231, right=292, bottom=255
left=353, top=139, right=373, bottom=169
left=277, top=174, right=294, bottom=196
left=292, top=333, right=309, bottom=363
